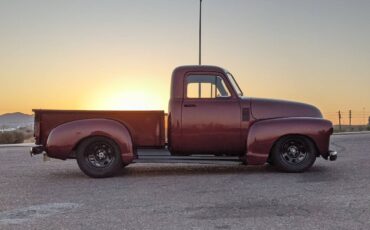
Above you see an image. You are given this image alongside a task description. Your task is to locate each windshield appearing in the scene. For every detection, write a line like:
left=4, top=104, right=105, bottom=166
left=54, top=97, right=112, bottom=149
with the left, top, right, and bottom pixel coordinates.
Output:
left=227, top=72, right=243, bottom=96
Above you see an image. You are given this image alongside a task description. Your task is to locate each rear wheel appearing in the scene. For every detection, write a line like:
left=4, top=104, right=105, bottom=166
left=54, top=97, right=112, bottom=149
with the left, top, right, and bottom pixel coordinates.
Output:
left=271, top=135, right=316, bottom=172
left=76, top=136, right=122, bottom=178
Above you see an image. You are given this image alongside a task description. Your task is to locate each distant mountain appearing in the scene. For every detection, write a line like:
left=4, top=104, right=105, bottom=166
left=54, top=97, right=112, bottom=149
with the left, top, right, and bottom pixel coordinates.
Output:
left=0, top=112, right=34, bottom=129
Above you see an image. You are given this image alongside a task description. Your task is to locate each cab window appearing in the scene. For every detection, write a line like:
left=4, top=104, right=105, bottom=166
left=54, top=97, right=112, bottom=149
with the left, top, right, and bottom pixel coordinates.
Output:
left=186, top=75, right=231, bottom=99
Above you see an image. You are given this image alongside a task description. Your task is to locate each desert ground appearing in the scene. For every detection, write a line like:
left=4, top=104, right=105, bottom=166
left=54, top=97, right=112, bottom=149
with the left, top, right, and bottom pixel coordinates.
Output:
left=0, top=133, right=369, bottom=230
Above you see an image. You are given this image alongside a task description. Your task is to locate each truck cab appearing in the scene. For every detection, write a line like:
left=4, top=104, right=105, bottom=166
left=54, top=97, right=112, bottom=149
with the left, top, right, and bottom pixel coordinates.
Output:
left=168, top=65, right=247, bottom=156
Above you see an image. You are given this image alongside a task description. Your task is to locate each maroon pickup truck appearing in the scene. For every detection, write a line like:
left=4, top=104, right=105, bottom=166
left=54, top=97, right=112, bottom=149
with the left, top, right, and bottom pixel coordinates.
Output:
left=31, top=65, right=337, bottom=178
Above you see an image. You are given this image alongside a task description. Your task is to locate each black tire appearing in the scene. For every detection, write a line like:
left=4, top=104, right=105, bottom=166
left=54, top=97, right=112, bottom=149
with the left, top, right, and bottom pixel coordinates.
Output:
left=76, top=136, right=122, bottom=178
left=271, top=135, right=316, bottom=173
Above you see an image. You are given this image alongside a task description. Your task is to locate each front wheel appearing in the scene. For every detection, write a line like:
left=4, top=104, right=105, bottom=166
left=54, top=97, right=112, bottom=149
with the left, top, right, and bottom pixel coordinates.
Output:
left=76, top=136, right=122, bottom=178
left=271, top=135, right=316, bottom=173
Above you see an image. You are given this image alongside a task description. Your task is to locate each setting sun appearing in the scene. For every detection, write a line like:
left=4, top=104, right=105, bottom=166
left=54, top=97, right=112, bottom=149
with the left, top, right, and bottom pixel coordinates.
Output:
left=80, top=72, right=169, bottom=111
left=91, top=90, right=165, bottom=111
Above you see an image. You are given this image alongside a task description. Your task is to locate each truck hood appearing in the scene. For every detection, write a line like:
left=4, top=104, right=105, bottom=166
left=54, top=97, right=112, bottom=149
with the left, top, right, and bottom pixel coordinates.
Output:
left=248, top=97, right=323, bottom=120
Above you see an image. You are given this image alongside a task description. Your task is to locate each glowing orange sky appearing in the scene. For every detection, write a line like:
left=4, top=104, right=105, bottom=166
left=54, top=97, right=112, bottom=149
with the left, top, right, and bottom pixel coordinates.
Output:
left=0, top=1, right=369, bottom=125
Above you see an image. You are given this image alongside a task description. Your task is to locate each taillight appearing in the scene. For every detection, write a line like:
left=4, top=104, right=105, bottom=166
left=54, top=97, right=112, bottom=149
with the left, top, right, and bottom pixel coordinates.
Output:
left=34, top=112, right=41, bottom=144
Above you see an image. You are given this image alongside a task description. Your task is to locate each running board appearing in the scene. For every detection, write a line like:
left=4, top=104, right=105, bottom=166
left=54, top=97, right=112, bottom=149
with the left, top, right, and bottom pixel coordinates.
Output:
left=134, top=149, right=242, bottom=165
left=133, top=157, right=242, bottom=165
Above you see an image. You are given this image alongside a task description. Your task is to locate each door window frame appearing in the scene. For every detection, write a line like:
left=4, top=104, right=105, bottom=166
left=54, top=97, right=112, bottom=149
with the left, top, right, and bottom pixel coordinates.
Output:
left=183, top=72, right=237, bottom=100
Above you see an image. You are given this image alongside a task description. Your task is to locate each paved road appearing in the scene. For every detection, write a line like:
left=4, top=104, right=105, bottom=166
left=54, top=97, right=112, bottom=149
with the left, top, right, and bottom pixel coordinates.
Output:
left=0, top=134, right=369, bottom=230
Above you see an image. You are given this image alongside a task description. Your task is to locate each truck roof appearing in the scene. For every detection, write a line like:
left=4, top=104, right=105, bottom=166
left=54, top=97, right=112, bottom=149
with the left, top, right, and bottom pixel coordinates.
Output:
left=173, top=65, right=227, bottom=74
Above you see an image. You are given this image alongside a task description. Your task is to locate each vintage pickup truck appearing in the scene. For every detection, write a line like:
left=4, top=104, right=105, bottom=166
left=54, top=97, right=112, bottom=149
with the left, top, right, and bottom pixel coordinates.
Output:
left=31, top=65, right=337, bottom=178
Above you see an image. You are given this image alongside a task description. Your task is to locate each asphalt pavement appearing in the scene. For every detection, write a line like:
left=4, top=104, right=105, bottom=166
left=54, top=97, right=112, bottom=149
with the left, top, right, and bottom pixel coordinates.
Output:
left=0, top=134, right=369, bottom=230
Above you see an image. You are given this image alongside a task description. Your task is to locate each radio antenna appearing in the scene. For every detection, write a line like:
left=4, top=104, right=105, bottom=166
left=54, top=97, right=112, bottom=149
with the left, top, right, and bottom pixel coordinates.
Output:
left=199, top=0, right=202, bottom=65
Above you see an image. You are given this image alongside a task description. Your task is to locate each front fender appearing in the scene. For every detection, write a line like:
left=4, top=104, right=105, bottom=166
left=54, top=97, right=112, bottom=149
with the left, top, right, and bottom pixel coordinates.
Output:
left=46, top=118, right=134, bottom=164
left=246, top=117, right=333, bottom=165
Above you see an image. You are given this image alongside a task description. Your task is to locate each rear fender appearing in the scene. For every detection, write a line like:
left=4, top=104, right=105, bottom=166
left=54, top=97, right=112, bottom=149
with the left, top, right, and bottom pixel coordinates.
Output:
left=46, top=118, right=134, bottom=164
left=246, top=117, right=333, bottom=165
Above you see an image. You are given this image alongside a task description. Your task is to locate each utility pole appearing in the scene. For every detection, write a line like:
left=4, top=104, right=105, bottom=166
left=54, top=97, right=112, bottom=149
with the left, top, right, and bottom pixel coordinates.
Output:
left=349, top=110, right=352, bottom=129
left=338, top=110, right=342, bottom=131
left=363, top=107, right=366, bottom=125
left=199, top=0, right=202, bottom=65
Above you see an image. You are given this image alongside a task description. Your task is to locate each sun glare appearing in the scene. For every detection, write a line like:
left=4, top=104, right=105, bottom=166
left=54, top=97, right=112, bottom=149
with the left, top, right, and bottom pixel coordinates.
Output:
left=92, top=90, right=165, bottom=111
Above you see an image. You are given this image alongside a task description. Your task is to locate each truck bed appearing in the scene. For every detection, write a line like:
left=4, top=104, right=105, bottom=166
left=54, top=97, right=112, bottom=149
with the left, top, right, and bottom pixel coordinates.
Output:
left=33, top=110, right=165, bottom=148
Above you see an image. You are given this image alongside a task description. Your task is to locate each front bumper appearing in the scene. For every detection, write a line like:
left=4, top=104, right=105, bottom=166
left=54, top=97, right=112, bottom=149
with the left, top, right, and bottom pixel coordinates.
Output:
left=30, top=145, right=45, bottom=156
left=328, top=150, right=337, bottom=161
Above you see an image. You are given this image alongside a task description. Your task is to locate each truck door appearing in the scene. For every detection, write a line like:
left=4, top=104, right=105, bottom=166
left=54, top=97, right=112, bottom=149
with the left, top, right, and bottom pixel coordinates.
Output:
left=181, top=73, right=242, bottom=155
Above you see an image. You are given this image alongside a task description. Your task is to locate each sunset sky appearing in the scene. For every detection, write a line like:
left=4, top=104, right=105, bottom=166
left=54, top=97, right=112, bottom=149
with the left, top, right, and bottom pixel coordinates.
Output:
left=0, top=0, right=369, bottom=124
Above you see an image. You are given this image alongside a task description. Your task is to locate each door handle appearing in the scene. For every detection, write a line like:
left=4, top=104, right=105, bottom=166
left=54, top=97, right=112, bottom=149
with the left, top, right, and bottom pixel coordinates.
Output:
left=184, top=104, right=197, bottom=107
